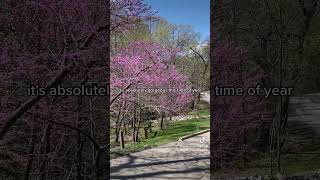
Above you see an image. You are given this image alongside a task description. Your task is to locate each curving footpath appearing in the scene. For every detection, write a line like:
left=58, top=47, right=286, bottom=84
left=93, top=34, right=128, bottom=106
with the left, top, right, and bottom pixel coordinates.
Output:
left=110, top=132, right=210, bottom=180
left=110, top=91, right=211, bottom=180
left=288, top=93, right=320, bottom=135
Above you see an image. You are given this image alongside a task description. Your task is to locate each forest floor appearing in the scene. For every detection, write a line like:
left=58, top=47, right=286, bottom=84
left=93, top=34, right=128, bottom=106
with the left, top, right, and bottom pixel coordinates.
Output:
left=212, top=93, right=320, bottom=179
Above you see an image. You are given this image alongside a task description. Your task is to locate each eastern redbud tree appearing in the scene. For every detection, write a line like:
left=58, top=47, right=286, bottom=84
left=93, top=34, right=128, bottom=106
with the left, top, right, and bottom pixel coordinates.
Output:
left=111, top=41, right=193, bottom=110
left=110, top=41, right=194, bottom=143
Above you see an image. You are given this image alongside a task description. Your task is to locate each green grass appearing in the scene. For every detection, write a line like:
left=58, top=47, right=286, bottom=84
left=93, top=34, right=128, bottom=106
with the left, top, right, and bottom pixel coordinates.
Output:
left=232, top=152, right=320, bottom=177
left=282, top=152, right=320, bottom=175
left=110, top=117, right=210, bottom=159
left=188, top=108, right=210, bottom=116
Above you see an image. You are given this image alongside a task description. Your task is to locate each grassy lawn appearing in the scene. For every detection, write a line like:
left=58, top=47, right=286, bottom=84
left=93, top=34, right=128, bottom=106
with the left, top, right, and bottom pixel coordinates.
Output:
left=212, top=152, right=320, bottom=179
left=110, top=116, right=210, bottom=159
left=261, top=152, right=320, bottom=176
left=281, top=152, right=320, bottom=175
left=247, top=152, right=320, bottom=178
left=188, top=108, right=210, bottom=116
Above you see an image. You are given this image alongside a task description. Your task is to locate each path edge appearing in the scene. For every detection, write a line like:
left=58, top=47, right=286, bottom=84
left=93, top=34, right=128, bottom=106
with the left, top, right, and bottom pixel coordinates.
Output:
left=179, top=129, right=210, bottom=141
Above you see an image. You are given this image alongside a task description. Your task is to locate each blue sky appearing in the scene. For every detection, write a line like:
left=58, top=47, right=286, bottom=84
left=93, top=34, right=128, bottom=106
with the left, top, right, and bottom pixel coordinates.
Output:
left=144, top=0, right=210, bottom=41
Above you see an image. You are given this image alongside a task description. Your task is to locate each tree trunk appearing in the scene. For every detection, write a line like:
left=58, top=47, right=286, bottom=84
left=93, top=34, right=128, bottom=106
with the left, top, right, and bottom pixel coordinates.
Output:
left=115, top=103, right=123, bottom=143
left=135, top=108, right=142, bottom=142
left=40, top=124, right=51, bottom=180
left=120, top=130, right=125, bottom=149
left=132, top=107, right=136, bottom=142
left=95, top=147, right=109, bottom=180
left=144, top=127, right=148, bottom=139
left=24, top=125, right=36, bottom=180
left=115, top=128, right=120, bottom=143
left=76, top=131, right=84, bottom=180
left=160, top=113, right=165, bottom=130
left=0, top=68, right=69, bottom=140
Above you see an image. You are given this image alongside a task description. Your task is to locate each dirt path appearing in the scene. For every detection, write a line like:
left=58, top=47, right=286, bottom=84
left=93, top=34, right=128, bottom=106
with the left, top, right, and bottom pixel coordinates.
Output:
left=288, top=93, right=320, bottom=134
left=286, top=93, right=320, bottom=152
left=200, top=91, right=210, bottom=104
left=110, top=132, right=210, bottom=180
